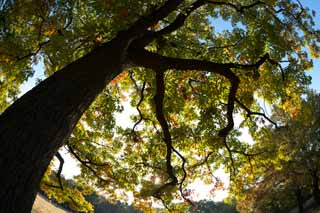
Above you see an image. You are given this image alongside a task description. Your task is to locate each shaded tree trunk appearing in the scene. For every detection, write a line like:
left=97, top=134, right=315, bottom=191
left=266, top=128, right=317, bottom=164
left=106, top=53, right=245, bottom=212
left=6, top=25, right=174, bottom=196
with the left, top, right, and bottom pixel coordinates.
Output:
left=295, top=187, right=304, bottom=213
left=312, top=170, right=320, bottom=204
left=0, top=37, right=128, bottom=212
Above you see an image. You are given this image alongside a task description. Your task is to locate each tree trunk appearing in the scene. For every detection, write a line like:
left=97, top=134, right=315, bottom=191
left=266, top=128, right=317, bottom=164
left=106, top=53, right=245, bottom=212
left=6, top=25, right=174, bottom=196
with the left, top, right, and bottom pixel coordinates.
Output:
left=0, top=37, right=127, bottom=212
left=295, top=187, right=304, bottom=213
left=312, top=170, right=320, bottom=204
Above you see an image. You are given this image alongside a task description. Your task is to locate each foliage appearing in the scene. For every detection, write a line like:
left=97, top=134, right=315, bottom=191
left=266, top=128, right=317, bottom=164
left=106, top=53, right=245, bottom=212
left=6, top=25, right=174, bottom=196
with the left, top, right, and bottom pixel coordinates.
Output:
left=229, top=90, right=320, bottom=212
left=41, top=173, right=142, bottom=213
left=1, top=0, right=320, bottom=211
left=41, top=168, right=94, bottom=212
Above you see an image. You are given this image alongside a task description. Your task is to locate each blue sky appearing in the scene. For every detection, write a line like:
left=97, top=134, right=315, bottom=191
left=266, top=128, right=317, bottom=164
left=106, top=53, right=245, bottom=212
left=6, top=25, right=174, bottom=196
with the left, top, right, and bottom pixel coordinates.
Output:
left=209, top=0, right=320, bottom=92
left=303, top=0, right=320, bottom=91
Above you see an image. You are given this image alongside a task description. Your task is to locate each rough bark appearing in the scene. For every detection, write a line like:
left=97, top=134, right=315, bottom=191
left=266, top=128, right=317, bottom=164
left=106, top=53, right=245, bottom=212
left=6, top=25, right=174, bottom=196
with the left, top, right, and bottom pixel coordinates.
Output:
left=312, top=170, right=320, bottom=204
left=0, top=38, right=126, bottom=213
left=295, top=187, right=304, bottom=213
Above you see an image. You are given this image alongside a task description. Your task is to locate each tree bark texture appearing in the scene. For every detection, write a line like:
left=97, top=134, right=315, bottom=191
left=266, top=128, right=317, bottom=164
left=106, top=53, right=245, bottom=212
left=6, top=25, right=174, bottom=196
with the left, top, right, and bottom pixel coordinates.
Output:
left=295, top=187, right=304, bottom=213
left=0, top=38, right=127, bottom=212
left=312, top=170, right=320, bottom=204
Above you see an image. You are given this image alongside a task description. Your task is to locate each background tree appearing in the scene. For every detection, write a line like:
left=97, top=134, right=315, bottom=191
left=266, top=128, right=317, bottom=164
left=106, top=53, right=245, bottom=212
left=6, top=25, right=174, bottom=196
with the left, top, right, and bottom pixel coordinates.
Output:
left=0, top=0, right=319, bottom=212
left=230, top=90, right=320, bottom=212
left=191, top=200, right=238, bottom=213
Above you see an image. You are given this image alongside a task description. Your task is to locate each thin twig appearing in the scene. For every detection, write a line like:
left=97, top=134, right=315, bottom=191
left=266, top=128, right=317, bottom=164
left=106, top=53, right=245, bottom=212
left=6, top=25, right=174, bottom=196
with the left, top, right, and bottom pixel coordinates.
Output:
left=235, top=97, right=278, bottom=128
left=171, top=147, right=194, bottom=206
left=67, top=144, right=114, bottom=184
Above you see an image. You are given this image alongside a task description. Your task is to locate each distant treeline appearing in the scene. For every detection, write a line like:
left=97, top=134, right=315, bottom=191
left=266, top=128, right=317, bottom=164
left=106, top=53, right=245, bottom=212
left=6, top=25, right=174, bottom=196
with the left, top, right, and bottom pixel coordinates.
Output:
left=41, top=177, right=237, bottom=213
left=41, top=189, right=238, bottom=213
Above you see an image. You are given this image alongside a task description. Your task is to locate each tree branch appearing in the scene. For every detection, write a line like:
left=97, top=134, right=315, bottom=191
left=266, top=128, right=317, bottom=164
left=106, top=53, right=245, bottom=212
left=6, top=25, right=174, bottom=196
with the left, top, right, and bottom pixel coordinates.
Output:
left=207, top=1, right=266, bottom=13
left=128, top=48, right=270, bottom=75
left=129, top=73, right=159, bottom=138
left=235, top=97, right=278, bottom=128
left=190, top=151, right=213, bottom=168
left=208, top=37, right=244, bottom=50
left=156, top=0, right=206, bottom=36
left=218, top=70, right=239, bottom=138
left=171, top=146, right=194, bottom=206
left=133, top=0, right=206, bottom=48
left=67, top=144, right=114, bottom=184
left=13, top=40, right=50, bottom=62
left=129, top=73, right=147, bottom=136
left=230, top=148, right=266, bottom=157
left=55, top=152, right=64, bottom=190
left=135, top=161, right=163, bottom=171
left=222, top=137, right=236, bottom=178
left=128, top=48, right=283, bottom=181
left=130, top=48, right=271, bottom=143
left=153, top=71, right=178, bottom=192
left=120, top=0, right=184, bottom=40
left=267, top=58, right=286, bottom=81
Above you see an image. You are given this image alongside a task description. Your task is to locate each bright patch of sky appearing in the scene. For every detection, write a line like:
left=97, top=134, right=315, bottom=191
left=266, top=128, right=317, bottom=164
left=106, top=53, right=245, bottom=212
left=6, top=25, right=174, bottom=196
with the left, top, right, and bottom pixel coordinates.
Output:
left=187, top=168, right=229, bottom=202
left=209, top=16, right=234, bottom=33
left=19, top=61, right=45, bottom=97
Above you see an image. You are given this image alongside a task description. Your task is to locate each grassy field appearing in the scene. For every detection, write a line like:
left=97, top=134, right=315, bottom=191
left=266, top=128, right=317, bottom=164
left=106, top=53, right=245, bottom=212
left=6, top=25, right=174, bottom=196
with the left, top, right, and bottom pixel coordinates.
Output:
left=32, top=194, right=67, bottom=213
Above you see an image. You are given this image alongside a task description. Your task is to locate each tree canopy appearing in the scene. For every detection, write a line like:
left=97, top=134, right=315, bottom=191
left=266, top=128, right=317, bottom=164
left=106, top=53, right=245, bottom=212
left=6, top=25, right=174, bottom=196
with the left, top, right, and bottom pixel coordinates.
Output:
left=0, top=0, right=320, bottom=212
left=230, top=90, right=320, bottom=212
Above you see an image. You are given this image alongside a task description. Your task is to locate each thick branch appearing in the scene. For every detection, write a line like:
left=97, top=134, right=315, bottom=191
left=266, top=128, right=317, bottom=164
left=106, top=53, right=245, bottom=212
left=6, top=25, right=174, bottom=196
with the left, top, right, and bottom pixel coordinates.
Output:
left=129, top=48, right=245, bottom=145
left=17, top=0, right=183, bottom=63
left=218, top=70, right=239, bottom=138
left=153, top=71, right=178, bottom=187
left=133, top=0, right=206, bottom=48
left=156, top=0, right=206, bottom=36
left=123, top=0, right=184, bottom=39
left=148, top=72, right=192, bottom=202
left=128, top=48, right=270, bottom=76
left=127, top=47, right=295, bottom=180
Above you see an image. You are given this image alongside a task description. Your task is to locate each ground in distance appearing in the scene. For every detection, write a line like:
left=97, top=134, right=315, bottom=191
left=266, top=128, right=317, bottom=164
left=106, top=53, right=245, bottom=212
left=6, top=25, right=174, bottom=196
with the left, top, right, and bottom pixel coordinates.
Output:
left=32, top=194, right=67, bottom=213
